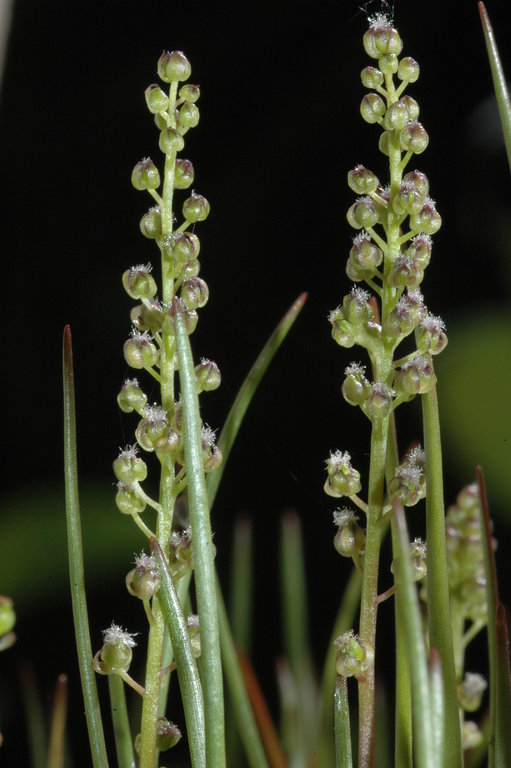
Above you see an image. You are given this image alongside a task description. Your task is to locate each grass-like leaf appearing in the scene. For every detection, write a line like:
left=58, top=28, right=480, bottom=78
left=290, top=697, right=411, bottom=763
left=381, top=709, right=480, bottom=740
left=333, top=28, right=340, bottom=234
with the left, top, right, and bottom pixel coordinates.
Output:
left=107, top=674, right=135, bottom=768
left=334, top=676, right=353, bottom=768
left=175, top=302, right=226, bottom=768
left=47, top=674, right=68, bottom=768
left=478, top=2, right=511, bottom=174
left=150, top=538, right=206, bottom=768
left=207, top=292, right=307, bottom=507
left=62, top=326, right=109, bottom=768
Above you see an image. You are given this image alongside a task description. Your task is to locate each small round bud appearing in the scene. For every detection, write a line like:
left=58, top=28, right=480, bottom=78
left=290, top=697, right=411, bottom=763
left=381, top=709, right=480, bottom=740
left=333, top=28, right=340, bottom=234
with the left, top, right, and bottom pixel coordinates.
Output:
left=135, top=404, right=176, bottom=454
left=130, top=299, right=164, bottom=334
left=123, top=330, right=158, bottom=369
left=183, top=192, right=210, bottom=222
left=378, top=130, right=391, bottom=156
left=333, top=508, right=366, bottom=557
left=324, top=450, right=362, bottom=498
left=174, top=158, right=194, bottom=189
left=329, top=307, right=355, bottom=348
left=360, top=92, right=386, bottom=124
left=179, top=83, right=200, bottom=102
left=392, top=182, right=426, bottom=217
left=360, top=66, right=384, bottom=89
left=162, top=231, right=200, bottom=263
left=177, top=101, right=200, bottom=133
left=462, top=722, right=483, bottom=751
left=342, top=287, right=374, bottom=326
left=201, top=425, right=223, bottom=472
left=383, top=101, right=409, bottom=131
left=388, top=452, right=425, bottom=506
left=383, top=298, right=414, bottom=342
left=397, top=56, right=420, bottom=83
left=347, top=196, right=379, bottom=230
left=131, top=157, right=160, bottom=191
left=94, top=624, right=137, bottom=675
left=393, top=354, right=436, bottom=396
left=155, top=718, right=182, bottom=751
left=187, top=615, right=201, bottom=657
left=388, top=255, right=424, bottom=289
left=409, top=199, right=442, bottom=235
left=0, top=597, right=15, bottom=637
left=347, top=232, right=384, bottom=281
left=122, top=264, right=157, bottom=300
left=145, top=84, right=169, bottom=114
left=159, top=127, right=185, bottom=154
left=400, top=95, right=420, bottom=121
left=169, top=528, right=194, bottom=580
left=405, top=233, right=432, bottom=270
left=417, top=314, right=447, bottom=355
left=113, top=445, right=148, bottom=483
left=157, top=50, right=191, bottom=83
left=399, top=121, right=429, bottom=154
left=347, top=165, right=379, bottom=195
left=363, top=381, right=394, bottom=421
left=126, top=553, right=161, bottom=600
left=342, top=362, right=371, bottom=406
left=378, top=53, right=399, bottom=75
left=195, top=358, right=221, bottom=392
left=181, top=276, right=209, bottom=310
left=139, top=207, right=162, bottom=239
left=458, top=673, right=487, bottom=713
left=117, top=378, right=147, bottom=414
left=363, top=18, right=403, bottom=59
left=334, top=630, right=374, bottom=679
left=115, top=482, right=146, bottom=515
left=391, top=538, right=427, bottom=582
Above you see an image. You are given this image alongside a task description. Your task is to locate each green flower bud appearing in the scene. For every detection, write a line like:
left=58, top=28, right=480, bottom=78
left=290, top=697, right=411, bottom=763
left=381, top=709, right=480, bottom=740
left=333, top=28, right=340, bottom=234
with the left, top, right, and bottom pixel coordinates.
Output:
left=392, top=181, right=426, bottom=217
left=0, top=597, right=15, bottom=637
left=179, top=83, right=200, bottom=102
left=135, top=405, right=178, bottom=454
left=347, top=232, right=383, bottom=281
left=409, top=199, right=442, bottom=235
left=139, top=206, right=162, bottom=239
left=342, top=362, right=371, bottom=406
left=180, top=276, right=209, bottom=310
left=145, top=83, right=169, bottom=114
left=363, top=19, right=403, bottom=59
left=334, top=630, right=374, bottom=679
left=174, top=158, right=194, bottom=189
left=157, top=50, right=191, bottom=83
left=117, top=378, right=147, bottom=414
left=378, top=130, right=391, bottom=156
left=131, top=157, right=160, bottom=191
left=400, top=288, right=426, bottom=325
left=360, top=92, right=386, bottom=124
left=123, top=330, right=158, bottom=369
left=201, top=424, right=223, bottom=472
left=183, top=192, right=210, bottom=222
left=378, top=53, right=399, bottom=75
left=122, top=263, right=157, bottom=300
left=399, top=121, right=429, bottom=154
left=388, top=458, right=425, bottom=506
left=347, top=165, right=379, bottom=195
left=155, top=718, right=182, bottom=751
left=363, top=381, right=394, bottom=421
left=383, top=101, right=409, bottom=131
left=405, top=233, right=432, bottom=270
left=324, top=450, right=362, bottom=498
left=397, top=56, right=420, bottom=83
left=159, top=127, right=185, bottom=154
left=360, top=66, right=384, bottom=89
left=329, top=307, right=355, bottom=348
left=383, top=297, right=415, bottom=342
left=342, top=287, right=374, bottom=325
left=195, top=358, right=221, bottom=392
left=462, top=722, right=483, bottom=751
left=113, top=445, right=148, bottom=484
left=388, top=255, right=424, bottom=289
left=391, top=538, right=427, bottom=582
left=417, top=313, right=448, bottom=354
left=458, top=672, right=487, bottom=713
left=130, top=299, right=164, bottom=334
left=161, top=231, right=200, bottom=263
left=115, top=482, right=147, bottom=515
left=333, top=508, right=366, bottom=557
left=177, top=101, right=200, bottom=133
left=94, top=624, right=137, bottom=675
left=400, top=95, right=420, bottom=121
left=169, top=528, right=194, bottom=579
left=393, top=354, right=436, bottom=396
left=347, top=196, right=379, bottom=229
left=182, top=259, right=201, bottom=279
left=126, top=552, right=161, bottom=600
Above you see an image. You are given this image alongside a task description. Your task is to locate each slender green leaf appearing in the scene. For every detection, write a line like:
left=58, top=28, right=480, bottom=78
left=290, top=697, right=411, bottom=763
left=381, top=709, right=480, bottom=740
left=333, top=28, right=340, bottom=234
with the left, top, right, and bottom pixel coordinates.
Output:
left=207, top=292, right=307, bottom=508
left=334, top=677, right=352, bottom=768
left=62, top=326, right=109, bottom=768
left=217, top=576, right=269, bottom=768
left=47, top=674, right=68, bottom=768
left=494, top=604, right=511, bottom=768
left=107, top=674, right=135, bottom=768
left=19, top=663, right=47, bottom=768
left=175, top=303, right=226, bottom=768
left=150, top=538, right=205, bottom=768
left=478, top=2, right=511, bottom=174
left=422, top=384, right=462, bottom=767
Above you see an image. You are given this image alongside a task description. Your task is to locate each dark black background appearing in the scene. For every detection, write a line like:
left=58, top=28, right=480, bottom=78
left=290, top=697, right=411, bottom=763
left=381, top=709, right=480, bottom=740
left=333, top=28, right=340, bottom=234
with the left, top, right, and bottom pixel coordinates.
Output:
left=1, top=0, right=511, bottom=764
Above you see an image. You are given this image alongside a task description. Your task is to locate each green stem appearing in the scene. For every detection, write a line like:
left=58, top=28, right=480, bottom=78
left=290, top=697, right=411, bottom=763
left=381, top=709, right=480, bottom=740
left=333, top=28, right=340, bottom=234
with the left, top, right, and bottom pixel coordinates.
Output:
left=108, top=674, right=135, bottom=768
left=358, top=417, right=388, bottom=768
left=175, top=303, right=226, bottom=768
